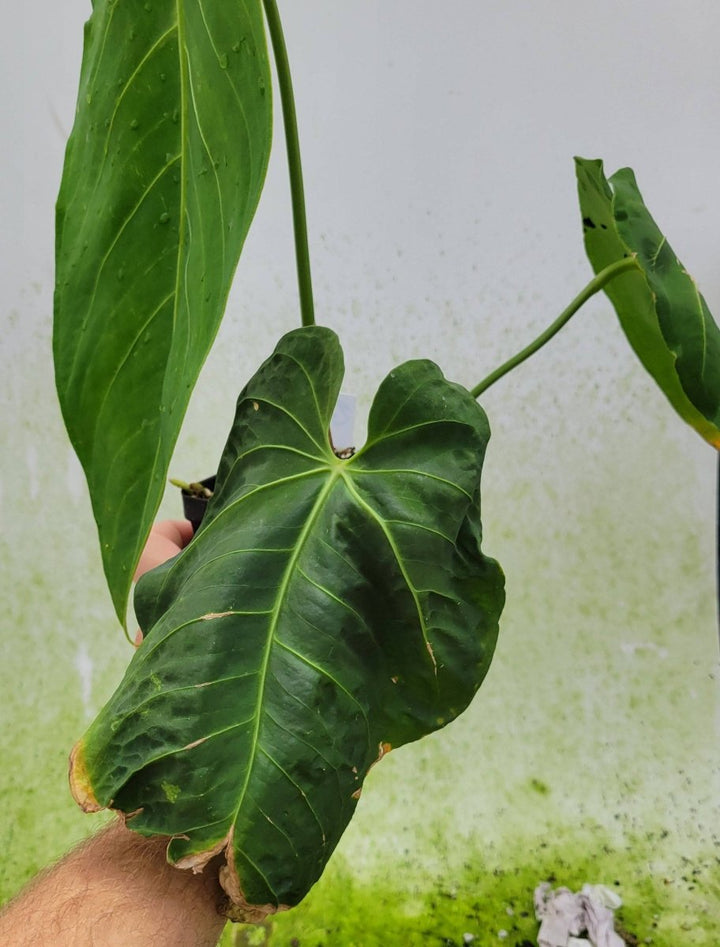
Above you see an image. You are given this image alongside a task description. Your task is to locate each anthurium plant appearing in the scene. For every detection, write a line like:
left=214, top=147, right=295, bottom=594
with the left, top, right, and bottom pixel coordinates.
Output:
left=54, top=0, right=720, bottom=922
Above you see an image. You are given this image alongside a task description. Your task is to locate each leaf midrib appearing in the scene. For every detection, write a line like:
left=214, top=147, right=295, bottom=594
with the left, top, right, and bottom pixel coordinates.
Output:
left=229, top=466, right=344, bottom=831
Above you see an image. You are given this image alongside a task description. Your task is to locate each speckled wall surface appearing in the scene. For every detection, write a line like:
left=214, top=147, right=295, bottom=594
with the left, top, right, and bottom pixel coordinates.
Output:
left=2, top=3, right=719, bottom=944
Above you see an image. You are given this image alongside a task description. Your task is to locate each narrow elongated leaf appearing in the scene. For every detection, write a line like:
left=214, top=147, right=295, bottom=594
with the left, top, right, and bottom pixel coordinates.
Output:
left=69, top=327, right=505, bottom=916
left=54, top=1, right=273, bottom=623
left=575, top=157, right=720, bottom=447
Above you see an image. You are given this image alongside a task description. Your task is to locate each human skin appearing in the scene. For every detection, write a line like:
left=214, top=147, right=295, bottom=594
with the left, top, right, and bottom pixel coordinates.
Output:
left=0, top=521, right=228, bottom=947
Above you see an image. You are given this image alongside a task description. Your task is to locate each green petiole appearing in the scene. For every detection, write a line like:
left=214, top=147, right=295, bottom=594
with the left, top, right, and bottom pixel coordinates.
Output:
left=262, top=0, right=316, bottom=328
left=472, top=256, right=640, bottom=398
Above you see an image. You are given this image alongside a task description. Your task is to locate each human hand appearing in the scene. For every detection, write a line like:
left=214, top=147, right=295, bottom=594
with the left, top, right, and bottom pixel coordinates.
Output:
left=134, top=519, right=194, bottom=582
left=133, top=520, right=194, bottom=645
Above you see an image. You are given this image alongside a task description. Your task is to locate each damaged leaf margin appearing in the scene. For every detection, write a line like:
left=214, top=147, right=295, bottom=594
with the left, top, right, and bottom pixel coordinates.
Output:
left=68, top=327, right=505, bottom=911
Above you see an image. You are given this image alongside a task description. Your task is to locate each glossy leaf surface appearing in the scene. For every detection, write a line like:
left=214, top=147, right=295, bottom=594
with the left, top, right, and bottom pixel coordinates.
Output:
left=54, top=1, right=273, bottom=622
left=69, top=327, right=505, bottom=914
left=575, top=157, right=720, bottom=447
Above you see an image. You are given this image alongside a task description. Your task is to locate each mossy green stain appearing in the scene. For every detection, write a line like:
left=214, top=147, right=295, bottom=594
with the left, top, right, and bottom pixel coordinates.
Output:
left=1, top=343, right=717, bottom=947
left=218, top=828, right=720, bottom=947
left=529, top=778, right=549, bottom=796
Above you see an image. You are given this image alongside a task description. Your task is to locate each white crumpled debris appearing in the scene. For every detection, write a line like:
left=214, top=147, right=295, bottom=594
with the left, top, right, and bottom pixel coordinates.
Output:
left=534, top=882, right=626, bottom=947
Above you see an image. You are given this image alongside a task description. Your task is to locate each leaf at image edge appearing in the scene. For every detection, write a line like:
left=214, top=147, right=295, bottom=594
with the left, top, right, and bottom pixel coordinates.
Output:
left=575, top=157, right=720, bottom=448
left=53, top=1, right=273, bottom=623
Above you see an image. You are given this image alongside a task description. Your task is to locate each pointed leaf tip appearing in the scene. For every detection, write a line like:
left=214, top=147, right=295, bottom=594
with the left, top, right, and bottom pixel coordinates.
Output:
left=54, top=0, right=273, bottom=622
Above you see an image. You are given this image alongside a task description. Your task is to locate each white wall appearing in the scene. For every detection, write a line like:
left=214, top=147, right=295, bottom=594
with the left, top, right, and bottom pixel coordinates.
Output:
left=1, top=2, right=718, bottom=941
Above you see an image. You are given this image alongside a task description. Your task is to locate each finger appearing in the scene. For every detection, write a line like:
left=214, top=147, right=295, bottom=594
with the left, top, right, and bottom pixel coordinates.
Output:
left=134, top=534, right=185, bottom=581
left=153, top=519, right=195, bottom=548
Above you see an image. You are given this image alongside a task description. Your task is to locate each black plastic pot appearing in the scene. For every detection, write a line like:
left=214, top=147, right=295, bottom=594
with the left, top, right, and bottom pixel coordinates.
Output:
left=180, top=476, right=216, bottom=532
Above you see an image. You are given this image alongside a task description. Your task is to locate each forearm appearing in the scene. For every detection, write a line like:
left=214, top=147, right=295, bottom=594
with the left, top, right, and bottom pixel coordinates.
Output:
left=0, top=819, right=227, bottom=946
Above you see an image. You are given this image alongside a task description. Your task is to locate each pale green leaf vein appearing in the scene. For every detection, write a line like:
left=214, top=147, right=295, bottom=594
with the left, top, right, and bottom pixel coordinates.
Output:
left=275, top=638, right=371, bottom=735
left=184, top=54, right=226, bottom=266
left=66, top=155, right=181, bottom=387
left=350, top=466, right=472, bottom=500
left=356, top=417, right=475, bottom=457
left=108, top=712, right=257, bottom=775
left=341, top=474, right=436, bottom=673
left=196, top=0, right=257, bottom=174
left=262, top=702, right=346, bottom=805
left=116, top=675, right=258, bottom=720
left=232, top=843, right=279, bottom=904
left=103, top=26, right=177, bottom=156
left=277, top=351, right=327, bottom=429
left=89, top=290, right=174, bottom=458
left=197, top=466, right=329, bottom=534
left=266, top=673, right=353, bottom=762
left=61, top=1, right=120, bottom=212
left=296, top=566, right=368, bottom=626
left=258, top=744, right=327, bottom=845
left=244, top=395, right=330, bottom=456
left=381, top=519, right=455, bottom=545
left=247, top=792, right=300, bottom=858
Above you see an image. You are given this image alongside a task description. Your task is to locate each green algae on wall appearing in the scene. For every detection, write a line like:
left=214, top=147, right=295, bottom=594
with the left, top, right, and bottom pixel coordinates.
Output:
left=218, top=826, right=720, bottom=946
left=2, top=337, right=718, bottom=944
left=4, top=3, right=720, bottom=943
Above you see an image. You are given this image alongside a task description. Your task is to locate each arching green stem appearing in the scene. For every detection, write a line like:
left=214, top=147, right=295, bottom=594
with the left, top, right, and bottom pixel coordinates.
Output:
left=471, top=256, right=640, bottom=398
left=262, top=0, right=315, bottom=327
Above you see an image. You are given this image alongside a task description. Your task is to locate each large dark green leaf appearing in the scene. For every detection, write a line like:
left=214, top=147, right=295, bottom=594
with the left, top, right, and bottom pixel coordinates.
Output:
left=69, top=327, right=505, bottom=916
left=54, top=1, right=273, bottom=623
left=575, top=157, right=720, bottom=448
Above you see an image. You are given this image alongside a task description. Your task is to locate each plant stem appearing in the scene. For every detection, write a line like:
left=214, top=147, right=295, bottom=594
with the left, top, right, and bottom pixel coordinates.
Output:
left=471, top=256, right=640, bottom=398
left=262, top=0, right=315, bottom=327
